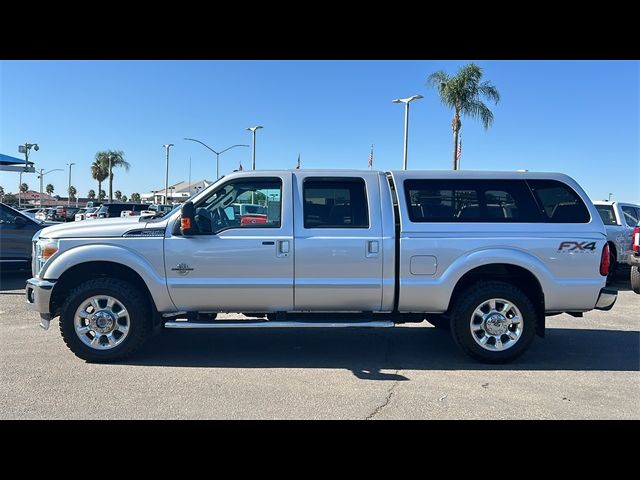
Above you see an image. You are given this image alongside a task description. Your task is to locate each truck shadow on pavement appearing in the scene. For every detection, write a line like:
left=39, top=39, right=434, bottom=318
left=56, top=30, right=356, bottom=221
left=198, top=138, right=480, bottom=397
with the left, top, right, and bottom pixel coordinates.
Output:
left=124, top=326, right=640, bottom=376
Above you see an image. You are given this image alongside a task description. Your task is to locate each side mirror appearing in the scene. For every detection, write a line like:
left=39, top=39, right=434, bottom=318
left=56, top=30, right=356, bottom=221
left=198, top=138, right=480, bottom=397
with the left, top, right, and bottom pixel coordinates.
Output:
left=14, top=216, right=28, bottom=228
left=180, top=201, right=197, bottom=235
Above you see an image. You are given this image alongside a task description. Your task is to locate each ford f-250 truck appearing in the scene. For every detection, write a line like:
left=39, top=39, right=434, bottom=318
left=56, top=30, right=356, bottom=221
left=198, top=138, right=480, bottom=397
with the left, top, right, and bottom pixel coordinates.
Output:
left=26, top=170, right=617, bottom=363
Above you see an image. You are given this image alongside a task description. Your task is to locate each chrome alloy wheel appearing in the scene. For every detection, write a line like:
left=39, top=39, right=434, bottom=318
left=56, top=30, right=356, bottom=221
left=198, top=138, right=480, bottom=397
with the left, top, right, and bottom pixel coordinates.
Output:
left=73, top=295, right=130, bottom=350
left=469, top=298, right=523, bottom=352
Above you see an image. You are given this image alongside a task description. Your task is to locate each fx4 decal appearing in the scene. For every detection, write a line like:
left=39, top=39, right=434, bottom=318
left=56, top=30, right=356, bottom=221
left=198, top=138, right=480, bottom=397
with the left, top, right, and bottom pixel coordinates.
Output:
left=558, top=241, right=597, bottom=252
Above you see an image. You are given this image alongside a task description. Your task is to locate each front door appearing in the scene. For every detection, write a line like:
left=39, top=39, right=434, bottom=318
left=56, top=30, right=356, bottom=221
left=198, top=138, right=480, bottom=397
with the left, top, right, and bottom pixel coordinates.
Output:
left=164, top=174, right=293, bottom=312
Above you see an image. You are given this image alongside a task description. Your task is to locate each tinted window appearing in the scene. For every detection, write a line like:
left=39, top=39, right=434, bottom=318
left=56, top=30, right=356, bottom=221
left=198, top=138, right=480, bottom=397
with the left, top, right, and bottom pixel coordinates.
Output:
left=303, top=178, right=369, bottom=228
left=527, top=180, right=590, bottom=223
left=0, top=204, right=19, bottom=224
left=595, top=205, right=618, bottom=225
left=404, top=179, right=541, bottom=223
left=621, top=206, right=639, bottom=227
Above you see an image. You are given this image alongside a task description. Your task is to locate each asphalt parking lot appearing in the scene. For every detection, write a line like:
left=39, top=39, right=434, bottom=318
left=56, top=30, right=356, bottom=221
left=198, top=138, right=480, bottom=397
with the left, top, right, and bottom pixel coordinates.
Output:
left=1, top=270, right=638, bottom=419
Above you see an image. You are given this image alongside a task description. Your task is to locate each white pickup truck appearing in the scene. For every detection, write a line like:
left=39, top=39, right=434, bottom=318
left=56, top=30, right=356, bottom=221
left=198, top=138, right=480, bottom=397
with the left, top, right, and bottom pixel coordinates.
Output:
left=26, top=170, right=616, bottom=363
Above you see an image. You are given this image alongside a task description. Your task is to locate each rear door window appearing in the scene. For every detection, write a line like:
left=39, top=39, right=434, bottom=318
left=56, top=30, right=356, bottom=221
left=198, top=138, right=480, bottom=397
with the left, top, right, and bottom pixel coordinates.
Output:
left=303, top=178, right=369, bottom=228
left=404, top=179, right=541, bottom=222
left=527, top=180, right=590, bottom=223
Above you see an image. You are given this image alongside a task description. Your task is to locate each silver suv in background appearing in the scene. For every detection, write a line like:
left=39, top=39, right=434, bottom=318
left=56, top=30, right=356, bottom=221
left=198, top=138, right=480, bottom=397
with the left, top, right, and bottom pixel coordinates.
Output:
left=593, top=200, right=640, bottom=281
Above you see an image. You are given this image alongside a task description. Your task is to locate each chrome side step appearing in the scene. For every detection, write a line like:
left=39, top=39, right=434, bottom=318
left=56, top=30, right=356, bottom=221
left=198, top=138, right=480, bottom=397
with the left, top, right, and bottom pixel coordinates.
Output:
left=164, top=320, right=395, bottom=329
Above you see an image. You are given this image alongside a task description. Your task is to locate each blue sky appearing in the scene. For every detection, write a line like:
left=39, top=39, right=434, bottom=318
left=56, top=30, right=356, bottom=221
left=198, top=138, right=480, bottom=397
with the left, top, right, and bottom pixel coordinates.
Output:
left=1, top=60, right=638, bottom=203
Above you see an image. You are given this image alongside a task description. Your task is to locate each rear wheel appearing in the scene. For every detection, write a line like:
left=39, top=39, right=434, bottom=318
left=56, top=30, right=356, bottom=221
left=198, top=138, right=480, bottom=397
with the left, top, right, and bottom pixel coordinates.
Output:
left=631, top=266, right=640, bottom=294
left=59, top=278, right=151, bottom=362
left=449, top=281, right=537, bottom=364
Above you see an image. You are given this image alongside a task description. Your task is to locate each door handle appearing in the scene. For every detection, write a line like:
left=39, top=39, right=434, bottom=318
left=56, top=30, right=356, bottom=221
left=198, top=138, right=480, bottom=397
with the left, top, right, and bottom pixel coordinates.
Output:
left=367, top=240, right=379, bottom=257
left=277, top=240, right=290, bottom=257
left=262, top=241, right=275, bottom=245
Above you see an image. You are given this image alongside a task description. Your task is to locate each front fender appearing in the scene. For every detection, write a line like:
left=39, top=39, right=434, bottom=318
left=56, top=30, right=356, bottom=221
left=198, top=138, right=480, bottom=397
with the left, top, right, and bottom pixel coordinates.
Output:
left=42, top=243, right=176, bottom=313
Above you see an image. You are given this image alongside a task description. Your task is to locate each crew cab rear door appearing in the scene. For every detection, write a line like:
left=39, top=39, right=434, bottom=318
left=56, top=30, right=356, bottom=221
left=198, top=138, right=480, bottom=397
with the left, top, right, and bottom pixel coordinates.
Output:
left=293, top=172, right=384, bottom=311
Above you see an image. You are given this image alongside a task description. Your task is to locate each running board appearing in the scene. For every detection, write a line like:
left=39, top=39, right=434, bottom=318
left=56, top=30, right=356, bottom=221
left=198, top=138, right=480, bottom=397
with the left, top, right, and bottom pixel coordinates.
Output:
left=164, top=320, right=395, bottom=329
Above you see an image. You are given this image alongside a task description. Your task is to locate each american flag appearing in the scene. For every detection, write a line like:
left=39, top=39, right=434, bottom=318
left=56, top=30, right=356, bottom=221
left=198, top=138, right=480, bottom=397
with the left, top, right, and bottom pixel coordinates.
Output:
left=368, top=144, right=374, bottom=169
left=456, top=134, right=462, bottom=161
left=296, top=154, right=301, bottom=169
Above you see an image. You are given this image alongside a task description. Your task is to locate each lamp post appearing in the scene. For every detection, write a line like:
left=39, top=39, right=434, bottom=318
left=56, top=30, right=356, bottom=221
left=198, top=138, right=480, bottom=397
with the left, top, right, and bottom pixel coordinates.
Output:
left=162, top=144, right=174, bottom=205
left=17, top=142, right=39, bottom=207
left=392, top=95, right=423, bottom=170
left=245, top=126, right=263, bottom=170
left=37, top=168, right=63, bottom=208
left=184, top=138, right=249, bottom=179
left=66, top=162, right=75, bottom=207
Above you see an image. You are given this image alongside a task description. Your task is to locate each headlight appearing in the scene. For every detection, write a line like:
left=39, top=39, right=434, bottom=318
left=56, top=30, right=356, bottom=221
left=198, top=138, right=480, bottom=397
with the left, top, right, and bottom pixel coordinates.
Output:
left=34, top=239, right=59, bottom=277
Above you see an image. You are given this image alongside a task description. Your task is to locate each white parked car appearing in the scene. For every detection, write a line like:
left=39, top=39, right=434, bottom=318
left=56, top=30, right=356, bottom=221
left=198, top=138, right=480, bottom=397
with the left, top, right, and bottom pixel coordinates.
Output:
left=593, top=200, right=640, bottom=281
left=74, top=208, right=88, bottom=221
left=84, top=207, right=99, bottom=220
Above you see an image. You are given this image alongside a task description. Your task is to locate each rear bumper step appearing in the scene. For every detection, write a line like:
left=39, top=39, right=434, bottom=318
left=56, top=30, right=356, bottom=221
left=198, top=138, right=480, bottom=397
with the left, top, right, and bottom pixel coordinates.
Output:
left=164, top=320, right=395, bottom=329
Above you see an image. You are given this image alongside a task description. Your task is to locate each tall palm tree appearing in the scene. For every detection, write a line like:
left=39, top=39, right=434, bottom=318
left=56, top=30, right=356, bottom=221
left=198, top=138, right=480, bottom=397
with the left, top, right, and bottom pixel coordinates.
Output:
left=91, top=159, right=108, bottom=200
left=427, top=63, right=500, bottom=170
left=46, top=183, right=54, bottom=196
left=114, top=190, right=122, bottom=201
left=94, top=150, right=130, bottom=203
left=68, top=186, right=77, bottom=200
left=20, top=182, right=29, bottom=193
left=88, top=189, right=96, bottom=200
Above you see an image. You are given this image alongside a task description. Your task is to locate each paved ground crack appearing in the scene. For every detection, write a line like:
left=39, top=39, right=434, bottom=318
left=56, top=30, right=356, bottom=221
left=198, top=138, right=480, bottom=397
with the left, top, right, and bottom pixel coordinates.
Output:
left=365, top=372, right=401, bottom=420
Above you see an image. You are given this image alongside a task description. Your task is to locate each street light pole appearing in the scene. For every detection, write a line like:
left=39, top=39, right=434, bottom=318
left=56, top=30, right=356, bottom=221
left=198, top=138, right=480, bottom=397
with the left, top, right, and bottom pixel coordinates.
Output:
left=66, top=162, right=75, bottom=207
left=18, top=142, right=39, bottom=207
left=37, top=168, right=63, bottom=208
left=392, top=95, right=423, bottom=170
left=184, top=138, right=249, bottom=179
left=245, top=126, right=263, bottom=170
left=162, top=144, right=174, bottom=205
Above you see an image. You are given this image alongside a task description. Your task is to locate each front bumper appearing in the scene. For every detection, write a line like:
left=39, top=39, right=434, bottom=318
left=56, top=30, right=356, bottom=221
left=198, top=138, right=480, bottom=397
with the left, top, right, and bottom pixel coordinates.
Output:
left=25, top=278, right=56, bottom=329
left=628, top=253, right=640, bottom=267
left=594, top=287, right=617, bottom=311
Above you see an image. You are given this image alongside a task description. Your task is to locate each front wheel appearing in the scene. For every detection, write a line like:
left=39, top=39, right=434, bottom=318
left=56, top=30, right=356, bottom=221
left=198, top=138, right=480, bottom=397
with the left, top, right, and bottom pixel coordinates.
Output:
left=449, top=282, right=537, bottom=364
left=59, top=278, right=151, bottom=362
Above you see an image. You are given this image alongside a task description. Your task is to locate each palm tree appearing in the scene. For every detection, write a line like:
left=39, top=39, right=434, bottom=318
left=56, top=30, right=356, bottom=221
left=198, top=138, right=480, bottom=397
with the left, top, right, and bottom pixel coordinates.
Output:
left=427, top=63, right=500, bottom=170
left=94, top=150, right=130, bottom=203
left=68, top=186, right=77, bottom=200
left=114, top=190, right=122, bottom=201
left=121, top=195, right=128, bottom=203
left=130, top=193, right=141, bottom=202
left=46, top=184, right=54, bottom=196
left=91, top=159, right=109, bottom=200
left=88, top=189, right=96, bottom=200
left=20, top=182, right=29, bottom=193
left=99, top=189, right=106, bottom=200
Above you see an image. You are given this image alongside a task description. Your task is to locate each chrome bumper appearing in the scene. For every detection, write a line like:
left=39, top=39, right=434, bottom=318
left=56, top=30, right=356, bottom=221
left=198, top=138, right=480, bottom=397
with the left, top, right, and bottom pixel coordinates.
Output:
left=25, top=278, right=56, bottom=330
left=594, top=287, right=617, bottom=311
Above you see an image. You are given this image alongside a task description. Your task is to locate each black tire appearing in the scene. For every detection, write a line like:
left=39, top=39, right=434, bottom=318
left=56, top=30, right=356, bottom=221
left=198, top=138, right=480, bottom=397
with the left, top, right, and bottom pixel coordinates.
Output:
left=425, top=314, right=450, bottom=330
left=606, top=247, right=617, bottom=285
left=449, top=281, right=537, bottom=364
left=631, top=266, right=640, bottom=294
left=59, top=278, right=151, bottom=362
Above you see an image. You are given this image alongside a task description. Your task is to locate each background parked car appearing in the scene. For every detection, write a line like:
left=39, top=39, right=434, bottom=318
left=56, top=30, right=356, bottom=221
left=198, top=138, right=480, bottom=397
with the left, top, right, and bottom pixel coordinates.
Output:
left=84, top=207, right=99, bottom=220
left=20, top=208, right=43, bottom=219
left=74, top=208, right=87, bottom=221
left=64, top=207, right=80, bottom=222
left=97, top=203, right=150, bottom=219
left=594, top=200, right=640, bottom=283
left=0, top=203, right=58, bottom=272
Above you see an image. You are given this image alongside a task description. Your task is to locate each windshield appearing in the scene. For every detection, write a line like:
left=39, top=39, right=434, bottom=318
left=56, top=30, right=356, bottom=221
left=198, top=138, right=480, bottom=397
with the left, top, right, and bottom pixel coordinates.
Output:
left=595, top=205, right=617, bottom=225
